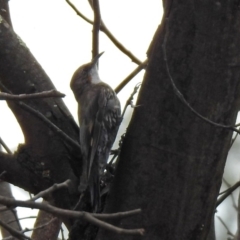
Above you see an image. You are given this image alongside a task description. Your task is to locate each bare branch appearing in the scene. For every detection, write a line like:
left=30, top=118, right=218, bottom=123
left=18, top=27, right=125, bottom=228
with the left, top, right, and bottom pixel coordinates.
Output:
left=217, top=216, right=235, bottom=237
left=217, top=181, right=240, bottom=207
left=0, top=82, right=80, bottom=151
left=0, top=196, right=144, bottom=235
left=100, top=21, right=142, bottom=65
left=0, top=137, right=12, bottom=154
left=0, top=90, right=65, bottom=100
left=121, top=83, right=141, bottom=118
left=7, top=216, right=36, bottom=225
left=93, top=208, right=141, bottom=220
left=65, top=0, right=142, bottom=65
left=22, top=217, right=56, bottom=233
left=162, top=21, right=240, bottom=136
left=0, top=181, right=22, bottom=239
left=65, top=0, right=92, bottom=24
left=82, top=212, right=144, bottom=236
left=92, top=0, right=101, bottom=59
left=218, top=179, right=238, bottom=210
left=29, top=179, right=71, bottom=202
left=0, top=218, right=31, bottom=240
left=230, top=129, right=239, bottom=150
left=115, top=59, right=148, bottom=94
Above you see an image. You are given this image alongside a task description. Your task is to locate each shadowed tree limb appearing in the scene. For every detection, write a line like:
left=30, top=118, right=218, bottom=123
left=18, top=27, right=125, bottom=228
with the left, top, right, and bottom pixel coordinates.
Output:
left=0, top=195, right=144, bottom=236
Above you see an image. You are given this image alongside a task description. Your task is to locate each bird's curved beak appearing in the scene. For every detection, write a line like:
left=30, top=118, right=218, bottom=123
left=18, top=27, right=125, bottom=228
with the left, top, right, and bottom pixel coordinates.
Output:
left=91, top=52, right=104, bottom=67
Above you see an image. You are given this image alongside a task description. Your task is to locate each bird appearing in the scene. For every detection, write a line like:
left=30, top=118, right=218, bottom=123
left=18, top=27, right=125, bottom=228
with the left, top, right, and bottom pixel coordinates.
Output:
left=70, top=52, right=121, bottom=212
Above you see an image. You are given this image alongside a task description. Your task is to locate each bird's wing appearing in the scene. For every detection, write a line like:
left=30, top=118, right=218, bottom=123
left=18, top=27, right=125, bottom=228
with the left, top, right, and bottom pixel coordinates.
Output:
left=88, top=86, right=121, bottom=178
left=87, top=116, right=101, bottom=178
left=79, top=117, right=94, bottom=191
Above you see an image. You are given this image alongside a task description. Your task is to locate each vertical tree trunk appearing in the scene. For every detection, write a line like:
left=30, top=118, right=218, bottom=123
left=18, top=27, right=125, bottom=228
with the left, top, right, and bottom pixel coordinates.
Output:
left=97, top=1, right=240, bottom=239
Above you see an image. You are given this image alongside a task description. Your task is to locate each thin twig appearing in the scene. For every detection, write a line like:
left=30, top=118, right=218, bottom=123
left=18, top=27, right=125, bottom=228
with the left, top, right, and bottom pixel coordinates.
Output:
left=7, top=216, right=36, bottom=225
left=217, top=181, right=240, bottom=207
left=21, top=217, right=57, bottom=234
left=0, top=195, right=144, bottom=235
left=115, top=59, right=148, bottom=94
left=65, top=0, right=142, bottom=65
left=83, top=212, right=144, bottom=235
left=221, top=178, right=238, bottom=210
left=73, top=192, right=85, bottom=211
left=109, top=133, right=125, bottom=160
left=0, top=137, right=12, bottom=154
left=92, top=0, right=101, bottom=59
left=0, top=218, right=31, bottom=240
left=121, top=83, right=141, bottom=118
left=162, top=21, right=240, bottom=135
left=66, top=0, right=92, bottom=24
left=29, top=179, right=71, bottom=202
left=93, top=208, right=141, bottom=220
left=229, top=129, right=239, bottom=150
left=217, top=216, right=235, bottom=237
left=0, top=90, right=65, bottom=100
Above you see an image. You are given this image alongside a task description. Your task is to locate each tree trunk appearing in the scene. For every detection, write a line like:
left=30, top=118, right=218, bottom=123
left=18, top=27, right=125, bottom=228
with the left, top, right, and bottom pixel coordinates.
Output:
left=97, top=1, right=240, bottom=239
left=0, top=10, right=81, bottom=230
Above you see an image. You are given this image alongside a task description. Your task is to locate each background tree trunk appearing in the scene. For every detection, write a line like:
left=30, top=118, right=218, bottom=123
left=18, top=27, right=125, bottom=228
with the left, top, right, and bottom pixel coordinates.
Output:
left=0, top=5, right=81, bottom=231
left=97, top=1, right=240, bottom=239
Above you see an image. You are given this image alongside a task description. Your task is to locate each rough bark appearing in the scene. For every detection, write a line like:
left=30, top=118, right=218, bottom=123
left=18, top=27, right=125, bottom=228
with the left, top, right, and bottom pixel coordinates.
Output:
left=97, top=1, right=240, bottom=240
left=31, top=207, right=61, bottom=240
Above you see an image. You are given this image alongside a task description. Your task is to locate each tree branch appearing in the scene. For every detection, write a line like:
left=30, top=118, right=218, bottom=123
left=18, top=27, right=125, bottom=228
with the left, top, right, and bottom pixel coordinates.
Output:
left=0, top=196, right=144, bottom=236
left=121, top=83, right=141, bottom=118
left=217, top=181, right=240, bottom=207
left=0, top=90, right=65, bottom=100
left=0, top=218, right=31, bottom=240
left=92, top=0, right=101, bottom=59
left=29, top=180, right=71, bottom=202
left=115, top=59, right=147, bottom=94
left=0, top=137, right=12, bottom=154
left=65, top=0, right=142, bottom=65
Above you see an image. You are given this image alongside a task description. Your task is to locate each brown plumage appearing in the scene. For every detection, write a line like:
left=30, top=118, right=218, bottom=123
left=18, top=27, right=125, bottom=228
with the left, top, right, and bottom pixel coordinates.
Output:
left=70, top=53, right=121, bottom=212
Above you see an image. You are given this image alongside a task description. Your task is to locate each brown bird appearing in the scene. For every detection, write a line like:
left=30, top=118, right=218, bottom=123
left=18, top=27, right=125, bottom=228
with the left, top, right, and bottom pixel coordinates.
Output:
left=70, top=53, right=121, bottom=212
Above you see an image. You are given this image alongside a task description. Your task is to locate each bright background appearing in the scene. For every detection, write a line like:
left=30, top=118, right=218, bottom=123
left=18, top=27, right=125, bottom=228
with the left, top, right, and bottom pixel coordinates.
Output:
left=0, top=1, right=238, bottom=239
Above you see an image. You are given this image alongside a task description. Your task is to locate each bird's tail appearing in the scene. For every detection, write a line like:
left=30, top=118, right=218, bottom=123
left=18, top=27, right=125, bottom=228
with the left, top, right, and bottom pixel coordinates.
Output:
left=89, top=166, right=100, bottom=213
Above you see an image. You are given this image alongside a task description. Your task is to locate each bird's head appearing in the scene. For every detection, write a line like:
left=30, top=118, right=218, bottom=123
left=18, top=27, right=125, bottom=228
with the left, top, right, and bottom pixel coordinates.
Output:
left=70, top=52, right=104, bottom=93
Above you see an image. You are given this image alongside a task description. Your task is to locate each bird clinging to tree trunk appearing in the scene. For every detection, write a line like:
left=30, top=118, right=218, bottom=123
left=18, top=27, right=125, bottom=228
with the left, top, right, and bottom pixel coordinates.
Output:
left=70, top=53, right=121, bottom=212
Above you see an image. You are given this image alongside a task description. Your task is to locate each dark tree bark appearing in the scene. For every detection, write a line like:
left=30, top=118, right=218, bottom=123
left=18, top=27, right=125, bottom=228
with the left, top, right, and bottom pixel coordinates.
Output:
left=0, top=0, right=12, bottom=27
left=0, top=11, right=81, bottom=229
left=97, top=1, right=240, bottom=240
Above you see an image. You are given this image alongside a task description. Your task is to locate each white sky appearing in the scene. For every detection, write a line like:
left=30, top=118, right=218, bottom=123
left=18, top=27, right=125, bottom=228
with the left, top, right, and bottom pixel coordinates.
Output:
left=0, top=1, right=238, bottom=239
